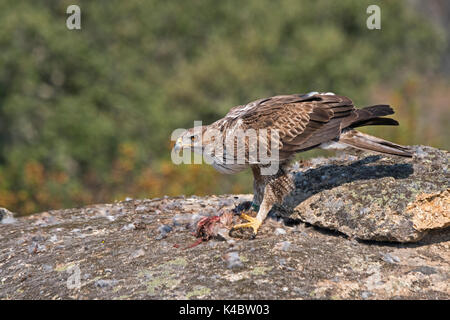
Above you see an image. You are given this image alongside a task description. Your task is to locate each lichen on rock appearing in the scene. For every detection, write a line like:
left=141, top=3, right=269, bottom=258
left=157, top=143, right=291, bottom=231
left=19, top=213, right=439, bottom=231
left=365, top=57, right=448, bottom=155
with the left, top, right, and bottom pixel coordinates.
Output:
left=0, top=145, right=448, bottom=300
left=280, top=145, right=449, bottom=242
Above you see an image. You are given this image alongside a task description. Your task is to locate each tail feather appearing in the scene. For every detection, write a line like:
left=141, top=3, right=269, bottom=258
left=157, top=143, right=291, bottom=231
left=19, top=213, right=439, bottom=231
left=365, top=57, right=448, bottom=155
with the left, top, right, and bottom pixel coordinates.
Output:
left=350, top=117, right=399, bottom=128
left=347, top=104, right=399, bottom=129
left=360, top=104, right=394, bottom=117
left=336, top=104, right=412, bottom=157
left=339, top=129, right=412, bottom=158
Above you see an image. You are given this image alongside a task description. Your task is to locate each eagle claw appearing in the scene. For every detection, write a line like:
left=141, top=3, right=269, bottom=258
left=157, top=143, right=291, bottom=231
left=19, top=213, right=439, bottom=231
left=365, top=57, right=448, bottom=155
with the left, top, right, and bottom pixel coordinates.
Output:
left=229, top=213, right=262, bottom=239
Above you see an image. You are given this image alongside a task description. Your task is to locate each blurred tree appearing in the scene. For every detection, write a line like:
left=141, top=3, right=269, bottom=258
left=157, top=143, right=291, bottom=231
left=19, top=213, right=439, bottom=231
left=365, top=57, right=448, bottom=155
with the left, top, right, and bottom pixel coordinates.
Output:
left=0, top=0, right=446, bottom=215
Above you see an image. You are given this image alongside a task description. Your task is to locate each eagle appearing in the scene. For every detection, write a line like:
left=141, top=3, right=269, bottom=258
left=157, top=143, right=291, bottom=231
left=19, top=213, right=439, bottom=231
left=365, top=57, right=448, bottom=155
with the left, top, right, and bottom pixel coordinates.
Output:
left=174, top=92, right=412, bottom=238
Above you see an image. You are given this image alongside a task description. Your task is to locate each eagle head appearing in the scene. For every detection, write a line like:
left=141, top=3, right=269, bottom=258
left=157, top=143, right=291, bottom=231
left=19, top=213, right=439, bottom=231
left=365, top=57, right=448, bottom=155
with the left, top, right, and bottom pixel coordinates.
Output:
left=174, top=126, right=210, bottom=155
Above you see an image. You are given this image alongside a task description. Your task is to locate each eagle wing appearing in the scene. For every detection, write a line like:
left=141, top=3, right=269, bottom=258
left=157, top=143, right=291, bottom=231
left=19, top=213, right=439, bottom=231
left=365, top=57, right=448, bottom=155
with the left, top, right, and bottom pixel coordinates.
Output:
left=221, top=93, right=357, bottom=162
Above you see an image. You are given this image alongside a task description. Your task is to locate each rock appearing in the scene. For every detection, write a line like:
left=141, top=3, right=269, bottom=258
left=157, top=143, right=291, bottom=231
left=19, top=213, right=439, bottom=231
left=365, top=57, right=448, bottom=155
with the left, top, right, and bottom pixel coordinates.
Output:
left=282, top=146, right=449, bottom=242
left=0, top=208, right=16, bottom=224
left=223, top=252, right=243, bottom=269
left=121, top=223, right=136, bottom=231
left=381, top=253, right=400, bottom=264
left=275, top=241, right=291, bottom=251
left=0, top=146, right=448, bottom=300
left=1, top=217, right=16, bottom=225
left=28, top=242, right=46, bottom=254
left=132, top=220, right=147, bottom=230
left=274, top=228, right=287, bottom=235
left=130, top=249, right=145, bottom=259
left=155, top=224, right=172, bottom=240
left=31, top=235, right=46, bottom=242
left=135, top=205, right=148, bottom=213
left=95, top=279, right=118, bottom=289
left=42, top=264, right=53, bottom=272
left=361, top=291, right=373, bottom=299
left=412, top=266, right=437, bottom=275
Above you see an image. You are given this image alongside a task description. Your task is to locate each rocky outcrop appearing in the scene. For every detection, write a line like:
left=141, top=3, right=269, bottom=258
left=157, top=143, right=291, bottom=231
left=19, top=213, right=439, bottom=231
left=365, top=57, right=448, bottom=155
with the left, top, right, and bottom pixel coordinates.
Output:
left=280, top=145, right=449, bottom=242
left=0, top=146, right=448, bottom=299
left=0, top=208, right=16, bottom=224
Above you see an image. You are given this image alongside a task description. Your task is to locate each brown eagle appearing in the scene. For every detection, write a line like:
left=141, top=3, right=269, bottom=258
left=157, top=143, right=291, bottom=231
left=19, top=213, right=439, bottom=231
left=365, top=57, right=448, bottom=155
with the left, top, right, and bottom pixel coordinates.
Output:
left=174, top=92, right=412, bottom=238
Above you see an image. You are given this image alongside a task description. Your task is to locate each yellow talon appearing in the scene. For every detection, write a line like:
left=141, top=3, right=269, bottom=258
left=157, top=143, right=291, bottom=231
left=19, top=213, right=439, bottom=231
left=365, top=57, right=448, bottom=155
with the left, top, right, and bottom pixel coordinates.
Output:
left=232, top=213, right=262, bottom=235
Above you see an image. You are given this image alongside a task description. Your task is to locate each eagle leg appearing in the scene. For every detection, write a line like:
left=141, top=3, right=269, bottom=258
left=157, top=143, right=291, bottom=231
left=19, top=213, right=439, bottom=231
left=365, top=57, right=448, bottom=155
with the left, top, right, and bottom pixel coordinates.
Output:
left=230, top=193, right=275, bottom=239
left=230, top=166, right=294, bottom=239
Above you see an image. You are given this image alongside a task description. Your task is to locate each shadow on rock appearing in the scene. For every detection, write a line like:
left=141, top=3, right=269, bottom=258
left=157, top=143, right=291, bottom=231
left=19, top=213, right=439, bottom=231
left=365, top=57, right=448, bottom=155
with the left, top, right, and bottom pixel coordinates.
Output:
left=283, top=155, right=414, bottom=211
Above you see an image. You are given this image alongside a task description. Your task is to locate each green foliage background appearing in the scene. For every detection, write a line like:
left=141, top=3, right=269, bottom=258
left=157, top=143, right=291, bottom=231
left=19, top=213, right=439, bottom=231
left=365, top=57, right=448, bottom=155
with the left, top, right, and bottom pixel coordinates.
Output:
left=0, top=0, right=447, bottom=215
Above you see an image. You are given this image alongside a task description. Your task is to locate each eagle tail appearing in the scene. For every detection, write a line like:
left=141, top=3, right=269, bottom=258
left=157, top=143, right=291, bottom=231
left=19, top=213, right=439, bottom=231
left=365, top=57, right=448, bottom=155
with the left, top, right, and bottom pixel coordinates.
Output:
left=349, top=104, right=399, bottom=129
left=339, top=129, right=413, bottom=157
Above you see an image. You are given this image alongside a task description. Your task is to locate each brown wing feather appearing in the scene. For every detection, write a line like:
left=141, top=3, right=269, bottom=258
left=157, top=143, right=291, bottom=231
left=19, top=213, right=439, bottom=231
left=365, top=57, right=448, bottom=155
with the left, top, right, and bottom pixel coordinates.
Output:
left=283, top=95, right=356, bottom=151
left=216, top=93, right=403, bottom=163
left=218, top=93, right=359, bottom=161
